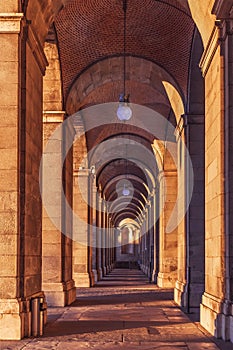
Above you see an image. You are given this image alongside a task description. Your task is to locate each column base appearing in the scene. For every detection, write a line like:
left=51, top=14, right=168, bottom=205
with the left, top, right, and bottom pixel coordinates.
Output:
left=97, top=268, right=103, bottom=280
left=43, top=280, right=76, bottom=307
left=106, top=265, right=112, bottom=273
left=90, top=269, right=98, bottom=286
left=152, top=269, right=158, bottom=283
left=157, top=271, right=176, bottom=288
left=200, top=292, right=233, bottom=342
left=140, top=264, right=148, bottom=275
left=102, top=266, right=107, bottom=276
left=0, top=292, right=47, bottom=340
left=73, top=273, right=90, bottom=287
left=174, top=280, right=186, bottom=306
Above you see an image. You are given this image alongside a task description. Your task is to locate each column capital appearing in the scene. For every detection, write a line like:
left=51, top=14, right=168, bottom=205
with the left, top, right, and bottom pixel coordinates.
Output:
left=217, top=18, right=233, bottom=39
left=0, top=13, right=23, bottom=33
left=73, top=168, right=89, bottom=178
left=212, top=0, right=233, bottom=20
left=184, top=114, right=205, bottom=125
left=157, top=169, right=177, bottom=182
left=43, top=111, right=66, bottom=123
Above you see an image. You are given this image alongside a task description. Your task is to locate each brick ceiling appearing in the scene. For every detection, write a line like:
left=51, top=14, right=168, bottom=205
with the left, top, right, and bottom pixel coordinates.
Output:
left=54, top=0, right=195, bottom=224
left=55, top=0, right=194, bottom=102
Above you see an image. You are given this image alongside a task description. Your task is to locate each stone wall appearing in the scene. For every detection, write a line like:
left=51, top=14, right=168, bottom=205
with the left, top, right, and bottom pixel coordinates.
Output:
left=0, top=13, right=47, bottom=339
left=42, top=41, right=76, bottom=306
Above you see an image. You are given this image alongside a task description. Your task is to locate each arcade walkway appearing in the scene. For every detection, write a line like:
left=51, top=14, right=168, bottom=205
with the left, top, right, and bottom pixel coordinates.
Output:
left=0, top=270, right=231, bottom=350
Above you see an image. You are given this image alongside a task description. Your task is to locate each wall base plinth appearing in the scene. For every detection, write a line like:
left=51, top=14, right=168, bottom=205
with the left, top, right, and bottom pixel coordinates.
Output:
left=97, top=268, right=103, bottom=280
left=106, top=265, right=112, bottom=273
left=43, top=280, right=76, bottom=306
left=0, top=293, right=47, bottom=340
left=157, top=272, right=176, bottom=288
left=174, top=280, right=186, bottom=306
left=200, top=292, right=233, bottom=342
left=152, top=269, right=158, bottom=283
left=175, top=280, right=204, bottom=316
left=73, top=273, right=90, bottom=287
left=90, top=269, right=98, bottom=286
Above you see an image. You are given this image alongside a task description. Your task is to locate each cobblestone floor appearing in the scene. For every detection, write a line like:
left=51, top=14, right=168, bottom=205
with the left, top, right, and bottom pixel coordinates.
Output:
left=1, top=269, right=232, bottom=349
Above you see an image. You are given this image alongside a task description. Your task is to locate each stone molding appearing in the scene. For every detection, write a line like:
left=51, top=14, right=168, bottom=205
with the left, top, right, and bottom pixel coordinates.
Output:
left=26, top=21, right=48, bottom=75
left=199, top=25, right=220, bottom=77
left=212, top=0, right=233, bottom=19
left=0, top=13, right=23, bottom=33
left=0, top=13, right=48, bottom=75
left=43, top=110, right=65, bottom=123
left=157, top=169, right=177, bottom=182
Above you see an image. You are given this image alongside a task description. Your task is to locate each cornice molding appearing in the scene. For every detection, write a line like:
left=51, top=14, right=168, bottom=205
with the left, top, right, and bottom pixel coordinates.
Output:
left=26, top=22, right=48, bottom=75
left=43, top=111, right=65, bottom=123
left=212, top=0, right=233, bottom=19
left=0, top=13, right=23, bottom=33
left=199, top=25, right=220, bottom=77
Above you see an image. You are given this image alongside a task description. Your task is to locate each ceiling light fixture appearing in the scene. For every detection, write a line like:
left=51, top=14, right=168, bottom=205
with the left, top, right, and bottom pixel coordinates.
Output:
left=122, top=183, right=130, bottom=196
left=117, top=0, right=132, bottom=121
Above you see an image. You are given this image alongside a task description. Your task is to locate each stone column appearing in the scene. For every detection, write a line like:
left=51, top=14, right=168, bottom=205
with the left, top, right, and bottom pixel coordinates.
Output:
left=0, top=13, right=51, bottom=339
left=42, top=113, right=76, bottom=306
left=145, top=206, right=150, bottom=277
left=105, top=210, right=110, bottom=273
left=199, top=14, right=233, bottom=341
left=152, top=189, right=159, bottom=283
left=90, top=181, right=98, bottom=285
left=224, top=19, right=233, bottom=343
left=142, top=216, right=147, bottom=274
left=149, top=192, right=155, bottom=282
left=72, top=169, right=90, bottom=287
left=96, top=192, right=103, bottom=280
left=148, top=202, right=154, bottom=280
left=174, top=114, right=205, bottom=313
left=101, top=200, right=107, bottom=275
left=157, top=170, right=178, bottom=288
left=111, top=223, right=115, bottom=269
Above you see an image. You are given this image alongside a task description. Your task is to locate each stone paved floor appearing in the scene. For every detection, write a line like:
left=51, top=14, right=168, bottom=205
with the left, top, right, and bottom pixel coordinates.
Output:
left=1, top=269, right=232, bottom=350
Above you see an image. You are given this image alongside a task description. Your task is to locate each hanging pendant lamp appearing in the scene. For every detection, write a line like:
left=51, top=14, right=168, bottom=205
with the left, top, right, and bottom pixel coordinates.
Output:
left=117, top=0, right=132, bottom=121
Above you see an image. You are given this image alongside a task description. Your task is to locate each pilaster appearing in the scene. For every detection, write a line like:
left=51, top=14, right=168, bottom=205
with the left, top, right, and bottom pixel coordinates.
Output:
left=72, top=168, right=90, bottom=287
left=174, top=114, right=205, bottom=314
left=90, top=180, right=98, bottom=285
left=42, top=112, right=76, bottom=306
left=96, top=192, right=103, bottom=280
left=157, top=170, right=178, bottom=288
left=200, top=8, right=233, bottom=340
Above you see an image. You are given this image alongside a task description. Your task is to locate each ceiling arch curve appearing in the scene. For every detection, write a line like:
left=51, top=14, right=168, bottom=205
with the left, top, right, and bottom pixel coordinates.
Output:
left=66, top=56, right=181, bottom=115
left=54, top=0, right=196, bottom=103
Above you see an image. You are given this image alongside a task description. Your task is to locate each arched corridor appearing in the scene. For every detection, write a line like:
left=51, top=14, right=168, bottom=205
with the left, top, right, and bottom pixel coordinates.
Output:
left=1, top=269, right=232, bottom=349
left=1, top=0, right=233, bottom=346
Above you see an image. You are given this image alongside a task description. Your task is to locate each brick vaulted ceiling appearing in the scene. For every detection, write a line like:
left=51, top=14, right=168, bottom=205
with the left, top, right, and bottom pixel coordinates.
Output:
left=55, top=0, right=195, bottom=104
left=54, top=0, right=196, bottom=223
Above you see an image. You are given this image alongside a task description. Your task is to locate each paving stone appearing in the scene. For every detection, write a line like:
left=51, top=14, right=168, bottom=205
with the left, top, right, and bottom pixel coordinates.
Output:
left=0, top=269, right=228, bottom=350
left=187, top=343, right=220, bottom=350
left=0, top=340, right=30, bottom=350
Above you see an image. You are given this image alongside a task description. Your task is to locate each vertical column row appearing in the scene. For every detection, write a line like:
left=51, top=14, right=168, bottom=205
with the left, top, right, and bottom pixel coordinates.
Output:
left=157, top=170, right=178, bottom=288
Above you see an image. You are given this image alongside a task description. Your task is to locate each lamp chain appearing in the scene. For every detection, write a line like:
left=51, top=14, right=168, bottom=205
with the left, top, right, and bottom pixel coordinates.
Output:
left=123, top=0, right=127, bottom=99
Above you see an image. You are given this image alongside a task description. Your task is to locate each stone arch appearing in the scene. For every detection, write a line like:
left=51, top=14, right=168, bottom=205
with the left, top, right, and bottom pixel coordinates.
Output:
left=187, top=0, right=216, bottom=47
left=66, top=56, right=179, bottom=116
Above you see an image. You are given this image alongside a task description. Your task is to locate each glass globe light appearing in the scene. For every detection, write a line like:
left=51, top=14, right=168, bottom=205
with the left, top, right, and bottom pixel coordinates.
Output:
left=122, top=185, right=130, bottom=196
left=117, top=103, right=132, bottom=121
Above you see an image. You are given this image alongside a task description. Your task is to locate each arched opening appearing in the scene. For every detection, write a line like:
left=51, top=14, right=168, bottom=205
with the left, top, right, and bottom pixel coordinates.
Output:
left=3, top=0, right=233, bottom=345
